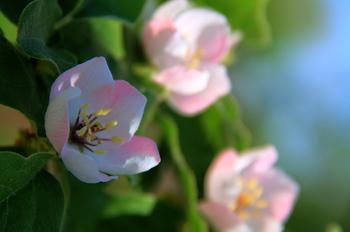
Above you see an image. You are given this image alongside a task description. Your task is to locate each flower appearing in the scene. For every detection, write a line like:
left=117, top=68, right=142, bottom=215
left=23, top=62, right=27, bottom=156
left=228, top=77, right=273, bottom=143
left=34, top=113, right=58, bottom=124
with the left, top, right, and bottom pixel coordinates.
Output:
left=142, top=0, right=240, bottom=115
left=200, top=146, right=299, bottom=232
left=45, top=57, right=161, bottom=183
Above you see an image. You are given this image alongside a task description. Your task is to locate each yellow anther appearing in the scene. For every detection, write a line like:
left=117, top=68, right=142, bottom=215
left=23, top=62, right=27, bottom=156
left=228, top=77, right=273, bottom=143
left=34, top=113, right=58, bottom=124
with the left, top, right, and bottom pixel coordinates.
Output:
left=105, top=120, right=118, bottom=130
left=76, top=126, right=88, bottom=137
left=246, top=179, right=258, bottom=189
left=111, top=136, right=123, bottom=143
left=94, top=108, right=112, bottom=117
left=95, top=149, right=106, bottom=155
left=186, top=49, right=202, bottom=69
left=256, top=200, right=268, bottom=209
left=80, top=103, right=89, bottom=111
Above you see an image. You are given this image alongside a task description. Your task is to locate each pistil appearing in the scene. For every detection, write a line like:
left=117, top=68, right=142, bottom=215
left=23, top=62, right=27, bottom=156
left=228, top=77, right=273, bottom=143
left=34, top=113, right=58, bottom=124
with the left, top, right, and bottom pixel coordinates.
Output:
left=70, top=104, right=123, bottom=154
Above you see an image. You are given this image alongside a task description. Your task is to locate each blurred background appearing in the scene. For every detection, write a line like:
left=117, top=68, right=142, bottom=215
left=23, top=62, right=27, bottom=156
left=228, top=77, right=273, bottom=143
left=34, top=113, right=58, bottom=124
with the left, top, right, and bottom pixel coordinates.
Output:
left=231, top=0, right=350, bottom=231
left=0, top=0, right=349, bottom=231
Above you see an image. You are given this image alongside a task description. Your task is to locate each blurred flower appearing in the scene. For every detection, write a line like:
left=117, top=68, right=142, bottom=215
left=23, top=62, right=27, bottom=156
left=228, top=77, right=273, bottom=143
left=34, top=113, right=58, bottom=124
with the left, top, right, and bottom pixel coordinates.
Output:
left=45, top=57, right=160, bottom=183
left=200, top=146, right=299, bottom=232
left=143, top=0, right=240, bottom=115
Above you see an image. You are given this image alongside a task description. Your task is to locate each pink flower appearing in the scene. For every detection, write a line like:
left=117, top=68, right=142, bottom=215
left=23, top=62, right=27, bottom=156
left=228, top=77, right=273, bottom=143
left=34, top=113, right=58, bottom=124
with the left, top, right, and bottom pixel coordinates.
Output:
left=45, top=57, right=160, bottom=183
left=142, top=0, right=240, bottom=115
left=200, top=146, right=299, bottom=232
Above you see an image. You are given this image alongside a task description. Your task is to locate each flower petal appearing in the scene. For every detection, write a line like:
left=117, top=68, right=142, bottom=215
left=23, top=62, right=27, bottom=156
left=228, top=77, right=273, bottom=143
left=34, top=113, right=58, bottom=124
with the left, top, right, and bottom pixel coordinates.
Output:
left=199, top=201, right=244, bottom=232
left=239, top=146, right=278, bottom=174
left=154, top=65, right=210, bottom=95
left=258, top=169, right=299, bottom=222
left=93, top=136, right=160, bottom=175
left=60, top=144, right=117, bottom=183
left=205, top=149, right=238, bottom=202
left=85, top=80, right=146, bottom=142
left=169, top=64, right=231, bottom=115
left=174, top=8, right=232, bottom=62
left=143, top=19, right=188, bottom=68
left=50, top=57, right=114, bottom=100
left=153, top=0, right=190, bottom=20
left=247, top=217, right=283, bottom=232
left=45, top=87, right=81, bottom=153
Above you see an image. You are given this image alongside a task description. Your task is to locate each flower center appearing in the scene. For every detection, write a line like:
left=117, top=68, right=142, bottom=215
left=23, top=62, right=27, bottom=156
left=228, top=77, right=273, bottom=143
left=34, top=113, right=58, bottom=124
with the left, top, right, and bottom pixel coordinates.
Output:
left=69, top=103, right=123, bottom=154
left=229, top=178, right=268, bottom=220
left=185, top=48, right=202, bottom=69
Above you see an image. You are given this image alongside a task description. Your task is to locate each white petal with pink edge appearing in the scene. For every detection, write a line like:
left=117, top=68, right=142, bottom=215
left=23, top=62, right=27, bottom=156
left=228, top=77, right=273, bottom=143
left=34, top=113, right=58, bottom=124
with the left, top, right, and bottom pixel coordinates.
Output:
left=45, top=87, right=81, bottom=153
left=60, top=144, right=117, bottom=183
left=169, top=64, right=231, bottom=115
left=93, top=136, right=160, bottom=175
left=154, top=65, right=210, bottom=95
left=50, top=57, right=113, bottom=100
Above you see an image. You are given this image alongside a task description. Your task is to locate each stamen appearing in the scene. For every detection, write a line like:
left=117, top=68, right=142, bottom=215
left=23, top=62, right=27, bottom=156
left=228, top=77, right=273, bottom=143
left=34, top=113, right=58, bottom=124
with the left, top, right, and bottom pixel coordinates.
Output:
left=94, top=108, right=112, bottom=117
left=111, top=136, right=123, bottom=143
left=80, top=103, right=89, bottom=111
left=229, top=178, right=268, bottom=220
left=105, top=120, right=118, bottom=130
left=95, top=149, right=106, bottom=155
left=76, top=126, right=88, bottom=137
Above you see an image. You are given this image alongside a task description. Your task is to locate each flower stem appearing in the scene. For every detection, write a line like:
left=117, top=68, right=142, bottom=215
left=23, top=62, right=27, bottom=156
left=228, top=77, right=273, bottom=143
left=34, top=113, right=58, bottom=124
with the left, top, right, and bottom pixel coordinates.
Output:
left=160, top=114, right=208, bottom=232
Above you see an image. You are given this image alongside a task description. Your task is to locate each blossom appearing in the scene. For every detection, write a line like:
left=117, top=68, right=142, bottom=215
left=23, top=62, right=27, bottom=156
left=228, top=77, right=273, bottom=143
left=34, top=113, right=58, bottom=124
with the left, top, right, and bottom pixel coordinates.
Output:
left=142, top=0, right=240, bottom=115
left=200, top=146, right=299, bottom=232
left=45, top=57, right=160, bottom=183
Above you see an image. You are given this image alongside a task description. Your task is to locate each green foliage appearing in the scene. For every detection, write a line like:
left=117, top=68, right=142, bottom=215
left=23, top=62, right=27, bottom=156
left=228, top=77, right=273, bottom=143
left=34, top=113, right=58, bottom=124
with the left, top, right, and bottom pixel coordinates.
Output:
left=0, top=171, right=64, bottom=232
left=78, top=0, right=146, bottom=24
left=103, top=191, right=156, bottom=218
left=0, top=0, right=33, bottom=23
left=0, top=35, right=48, bottom=135
left=199, top=96, right=251, bottom=151
left=60, top=17, right=124, bottom=61
left=0, top=151, right=53, bottom=203
left=194, top=0, right=272, bottom=47
left=160, top=115, right=208, bottom=232
left=17, top=0, right=76, bottom=73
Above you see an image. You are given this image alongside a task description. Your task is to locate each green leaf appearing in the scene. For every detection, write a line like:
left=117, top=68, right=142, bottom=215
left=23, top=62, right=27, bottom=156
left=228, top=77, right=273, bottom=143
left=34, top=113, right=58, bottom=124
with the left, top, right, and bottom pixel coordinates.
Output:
left=103, top=192, right=156, bottom=218
left=193, top=0, right=272, bottom=47
left=0, top=151, right=53, bottom=203
left=63, top=176, right=107, bottom=232
left=60, top=17, right=124, bottom=61
left=17, top=0, right=76, bottom=72
left=0, top=34, right=49, bottom=135
left=0, top=171, right=64, bottom=232
left=199, top=95, right=251, bottom=151
left=160, top=115, right=208, bottom=232
left=78, top=0, right=146, bottom=24
left=0, top=0, right=33, bottom=23
left=0, top=12, right=17, bottom=43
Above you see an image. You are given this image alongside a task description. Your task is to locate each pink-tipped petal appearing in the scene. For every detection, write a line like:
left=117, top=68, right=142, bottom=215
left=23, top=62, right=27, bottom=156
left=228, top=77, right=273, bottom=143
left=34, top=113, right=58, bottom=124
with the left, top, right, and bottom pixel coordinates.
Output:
left=143, top=19, right=188, bottom=68
left=85, top=80, right=146, bottom=141
left=60, top=144, right=117, bottom=183
left=154, top=66, right=210, bottom=95
left=205, top=149, right=238, bottom=202
left=45, top=87, right=81, bottom=153
left=199, top=201, right=243, bottom=232
left=50, top=57, right=114, bottom=100
left=169, top=64, right=231, bottom=115
left=248, top=217, right=283, bottom=232
left=197, top=24, right=233, bottom=63
left=94, top=136, right=160, bottom=175
left=174, top=8, right=231, bottom=60
left=239, top=146, right=278, bottom=174
left=153, top=0, right=190, bottom=20
left=259, top=169, right=299, bottom=222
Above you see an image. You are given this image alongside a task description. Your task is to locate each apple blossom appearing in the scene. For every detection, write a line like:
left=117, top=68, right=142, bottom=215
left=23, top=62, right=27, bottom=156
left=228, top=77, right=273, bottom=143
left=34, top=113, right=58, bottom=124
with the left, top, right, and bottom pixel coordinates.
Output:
left=200, top=146, right=299, bottom=232
left=45, top=57, right=160, bottom=183
left=142, top=0, right=241, bottom=115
